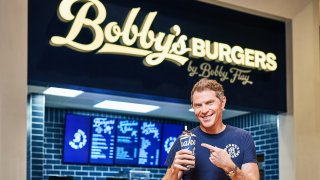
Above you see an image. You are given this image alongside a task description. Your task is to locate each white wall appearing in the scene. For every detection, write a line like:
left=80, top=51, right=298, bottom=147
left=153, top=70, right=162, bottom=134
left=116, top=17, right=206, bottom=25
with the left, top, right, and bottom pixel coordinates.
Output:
left=291, top=0, right=320, bottom=179
left=0, top=0, right=27, bottom=179
left=278, top=16, right=294, bottom=180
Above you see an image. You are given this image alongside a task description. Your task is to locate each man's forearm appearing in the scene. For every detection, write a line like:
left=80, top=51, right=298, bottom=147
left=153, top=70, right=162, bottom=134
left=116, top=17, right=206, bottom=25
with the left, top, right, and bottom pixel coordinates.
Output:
left=231, top=168, right=259, bottom=180
left=162, top=168, right=181, bottom=180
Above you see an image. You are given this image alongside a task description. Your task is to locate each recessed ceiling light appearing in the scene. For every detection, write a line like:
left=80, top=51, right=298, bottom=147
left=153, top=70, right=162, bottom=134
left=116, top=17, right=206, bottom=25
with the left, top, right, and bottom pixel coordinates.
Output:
left=43, top=87, right=83, bottom=97
left=94, top=100, right=159, bottom=113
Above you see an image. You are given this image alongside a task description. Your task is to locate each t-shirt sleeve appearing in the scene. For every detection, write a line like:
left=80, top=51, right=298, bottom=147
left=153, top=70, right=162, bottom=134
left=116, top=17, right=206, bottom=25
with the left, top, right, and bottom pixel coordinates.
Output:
left=164, top=138, right=181, bottom=167
left=243, top=132, right=257, bottom=164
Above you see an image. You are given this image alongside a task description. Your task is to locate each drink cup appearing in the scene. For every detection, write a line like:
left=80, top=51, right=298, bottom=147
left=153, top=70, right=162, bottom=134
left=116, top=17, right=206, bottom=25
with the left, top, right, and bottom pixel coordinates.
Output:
left=180, top=130, right=196, bottom=168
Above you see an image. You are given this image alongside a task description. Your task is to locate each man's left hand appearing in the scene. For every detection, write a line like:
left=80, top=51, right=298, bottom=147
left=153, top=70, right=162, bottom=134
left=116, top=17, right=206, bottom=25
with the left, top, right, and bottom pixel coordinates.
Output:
left=201, top=143, right=236, bottom=173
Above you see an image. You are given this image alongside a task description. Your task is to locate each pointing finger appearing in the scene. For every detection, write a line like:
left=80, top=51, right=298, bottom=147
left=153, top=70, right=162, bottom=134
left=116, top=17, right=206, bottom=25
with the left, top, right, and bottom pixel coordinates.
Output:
left=201, top=143, right=215, bottom=152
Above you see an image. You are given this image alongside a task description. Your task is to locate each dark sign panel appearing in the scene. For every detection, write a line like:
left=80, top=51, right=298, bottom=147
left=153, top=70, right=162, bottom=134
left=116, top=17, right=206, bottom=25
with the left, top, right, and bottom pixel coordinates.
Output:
left=89, top=117, right=116, bottom=165
left=160, top=124, right=184, bottom=167
left=138, top=122, right=162, bottom=166
left=63, top=114, right=91, bottom=164
left=28, top=0, right=286, bottom=113
left=115, top=119, right=140, bottom=165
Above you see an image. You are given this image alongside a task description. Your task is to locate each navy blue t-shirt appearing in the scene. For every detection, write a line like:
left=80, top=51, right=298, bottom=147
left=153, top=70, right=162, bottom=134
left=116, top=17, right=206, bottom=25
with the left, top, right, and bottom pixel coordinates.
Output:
left=165, top=125, right=257, bottom=180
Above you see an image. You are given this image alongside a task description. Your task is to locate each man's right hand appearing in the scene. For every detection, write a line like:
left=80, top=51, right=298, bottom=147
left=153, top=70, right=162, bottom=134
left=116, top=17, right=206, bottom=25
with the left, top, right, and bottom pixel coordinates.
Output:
left=163, top=149, right=195, bottom=180
left=171, top=149, right=195, bottom=173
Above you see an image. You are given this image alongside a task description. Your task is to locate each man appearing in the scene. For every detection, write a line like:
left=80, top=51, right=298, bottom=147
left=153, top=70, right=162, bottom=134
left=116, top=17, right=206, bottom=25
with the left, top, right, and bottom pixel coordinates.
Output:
left=163, top=78, right=259, bottom=180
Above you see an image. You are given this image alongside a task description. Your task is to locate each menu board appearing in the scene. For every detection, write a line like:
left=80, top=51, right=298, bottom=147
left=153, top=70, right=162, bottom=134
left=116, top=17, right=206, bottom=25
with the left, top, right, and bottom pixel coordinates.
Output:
left=159, top=124, right=184, bottom=167
left=63, top=113, right=188, bottom=167
left=115, top=119, right=140, bottom=165
left=63, top=114, right=91, bottom=164
left=89, top=117, right=116, bottom=165
left=138, top=122, right=162, bottom=166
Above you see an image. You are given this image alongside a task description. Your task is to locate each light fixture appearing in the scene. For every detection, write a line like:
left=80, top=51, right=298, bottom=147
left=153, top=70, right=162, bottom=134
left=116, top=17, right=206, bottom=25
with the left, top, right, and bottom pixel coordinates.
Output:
left=189, top=108, right=194, bottom=112
left=94, top=100, right=159, bottom=113
left=43, top=87, right=83, bottom=97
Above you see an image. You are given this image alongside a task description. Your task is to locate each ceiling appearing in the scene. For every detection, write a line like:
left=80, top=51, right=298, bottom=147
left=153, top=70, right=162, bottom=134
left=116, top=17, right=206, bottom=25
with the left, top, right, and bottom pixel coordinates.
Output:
left=28, top=85, right=249, bottom=122
left=198, top=0, right=313, bottom=20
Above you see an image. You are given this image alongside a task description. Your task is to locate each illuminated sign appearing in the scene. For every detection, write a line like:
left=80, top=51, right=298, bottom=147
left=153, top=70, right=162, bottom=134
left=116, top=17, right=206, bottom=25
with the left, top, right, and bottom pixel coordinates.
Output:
left=115, top=119, right=140, bottom=165
left=28, top=0, right=287, bottom=112
left=63, top=114, right=91, bottom=164
left=89, top=117, right=116, bottom=165
left=50, top=0, right=277, bottom=77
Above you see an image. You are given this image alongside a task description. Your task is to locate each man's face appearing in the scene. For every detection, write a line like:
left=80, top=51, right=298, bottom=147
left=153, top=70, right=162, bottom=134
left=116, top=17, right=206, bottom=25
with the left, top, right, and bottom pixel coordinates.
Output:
left=192, top=89, right=226, bottom=129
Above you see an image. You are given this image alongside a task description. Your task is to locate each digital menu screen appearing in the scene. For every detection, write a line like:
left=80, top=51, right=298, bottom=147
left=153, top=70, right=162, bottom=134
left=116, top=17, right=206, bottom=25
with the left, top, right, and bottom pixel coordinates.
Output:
left=115, top=119, right=140, bottom=165
left=63, top=114, right=91, bottom=164
left=159, top=124, right=184, bottom=167
left=89, top=117, right=116, bottom=165
left=138, top=122, right=162, bottom=166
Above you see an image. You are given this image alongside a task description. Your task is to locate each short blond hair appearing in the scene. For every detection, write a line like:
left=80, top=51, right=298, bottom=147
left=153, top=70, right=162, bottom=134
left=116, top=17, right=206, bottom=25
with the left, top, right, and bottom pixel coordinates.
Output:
left=191, top=78, right=225, bottom=104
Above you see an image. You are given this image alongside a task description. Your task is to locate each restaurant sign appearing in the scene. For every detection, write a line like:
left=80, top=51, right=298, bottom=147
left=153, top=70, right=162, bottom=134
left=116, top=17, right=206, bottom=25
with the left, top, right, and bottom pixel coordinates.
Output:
left=28, top=0, right=287, bottom=112
left=51, top=0, right=278, bottom=86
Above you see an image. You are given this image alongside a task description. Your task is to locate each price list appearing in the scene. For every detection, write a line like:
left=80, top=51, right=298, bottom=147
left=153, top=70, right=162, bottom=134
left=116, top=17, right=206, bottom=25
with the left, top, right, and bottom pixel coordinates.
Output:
left=138, top=122, right=162, bottom=166
left=115, top=119, right=139, bottom=165
left=89, top=117, right=116, bottom=165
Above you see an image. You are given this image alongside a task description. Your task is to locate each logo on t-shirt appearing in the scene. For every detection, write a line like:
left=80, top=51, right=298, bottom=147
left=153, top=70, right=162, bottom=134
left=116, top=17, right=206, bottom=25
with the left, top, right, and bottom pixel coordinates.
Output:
left=224, top=144, right=240, bottom=158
